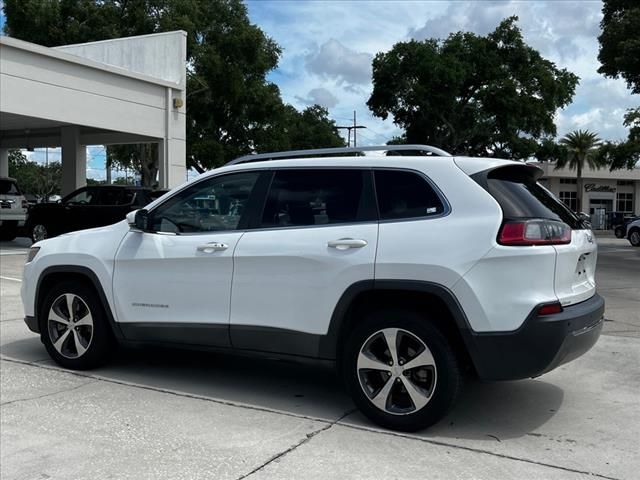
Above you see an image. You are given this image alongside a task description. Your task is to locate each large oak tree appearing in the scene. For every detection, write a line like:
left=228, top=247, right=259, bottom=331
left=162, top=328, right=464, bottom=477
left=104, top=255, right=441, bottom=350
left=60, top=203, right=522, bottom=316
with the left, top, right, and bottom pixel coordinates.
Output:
left=367, top=17, right=578, bottom=159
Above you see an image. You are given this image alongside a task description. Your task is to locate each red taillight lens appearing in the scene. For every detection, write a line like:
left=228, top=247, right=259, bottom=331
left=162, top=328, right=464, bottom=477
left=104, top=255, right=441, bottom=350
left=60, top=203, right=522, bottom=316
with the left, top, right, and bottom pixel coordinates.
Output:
left=538, top=302, right=563, bottom=316
left=498, top=219, right=571, bottom=246
left=21, top=200, right=29, bottom=209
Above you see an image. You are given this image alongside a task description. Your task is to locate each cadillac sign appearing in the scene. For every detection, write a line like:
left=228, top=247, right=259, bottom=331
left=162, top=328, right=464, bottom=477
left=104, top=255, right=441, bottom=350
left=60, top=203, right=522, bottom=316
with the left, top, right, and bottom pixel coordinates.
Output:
left=584, top=183, right=616, bottom=193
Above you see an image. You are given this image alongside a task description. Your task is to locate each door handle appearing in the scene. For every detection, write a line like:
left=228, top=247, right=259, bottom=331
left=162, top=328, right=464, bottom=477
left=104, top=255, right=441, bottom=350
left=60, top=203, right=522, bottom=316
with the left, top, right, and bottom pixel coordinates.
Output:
left=196, top=242, right=228, bottom=253
left=327, top=238, right=368, bottom=250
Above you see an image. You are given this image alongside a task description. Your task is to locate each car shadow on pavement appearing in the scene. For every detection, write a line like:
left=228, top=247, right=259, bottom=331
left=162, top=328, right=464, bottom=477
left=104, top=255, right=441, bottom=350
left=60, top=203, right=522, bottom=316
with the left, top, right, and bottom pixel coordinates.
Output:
left=2, top=339, right=564, bottom=439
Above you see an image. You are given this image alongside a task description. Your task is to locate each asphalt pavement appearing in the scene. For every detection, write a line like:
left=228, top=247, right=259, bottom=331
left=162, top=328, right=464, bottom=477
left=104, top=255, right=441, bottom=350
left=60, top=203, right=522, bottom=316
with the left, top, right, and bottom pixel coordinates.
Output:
left=1, top=234, right=639, bottom=480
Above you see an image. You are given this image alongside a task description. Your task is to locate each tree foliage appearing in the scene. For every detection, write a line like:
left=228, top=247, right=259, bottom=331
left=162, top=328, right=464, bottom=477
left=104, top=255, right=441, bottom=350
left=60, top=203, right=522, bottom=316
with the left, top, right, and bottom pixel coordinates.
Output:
left=107, top=143, right=159, bottom=187
left=598, top=0, right=640, bottom=94
left=3, top=0, right=344, bottom=181
left=8, top=150, right=62, bottom=200
left=557, top=130, right=603, bottom=172
left=596, top=109, right=640, bottom=170
left=367, top=17, right=579, bottom=159
left=555, top=130, right=603, bottom=207
left=596, top=1, right=640, bottom=170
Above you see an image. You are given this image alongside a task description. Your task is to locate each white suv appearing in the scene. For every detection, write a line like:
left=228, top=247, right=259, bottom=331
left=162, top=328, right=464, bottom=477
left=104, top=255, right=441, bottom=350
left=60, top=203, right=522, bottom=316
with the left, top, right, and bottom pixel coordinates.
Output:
left=0, top=176, right=28, bottom=241
left=21, top=145, right=604, bottom=431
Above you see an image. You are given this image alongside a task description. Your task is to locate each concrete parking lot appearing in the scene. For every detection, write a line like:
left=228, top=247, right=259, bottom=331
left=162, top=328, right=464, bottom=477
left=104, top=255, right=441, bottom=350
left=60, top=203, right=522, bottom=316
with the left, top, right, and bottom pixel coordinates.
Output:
left=1, top=235, right=639, bottom=479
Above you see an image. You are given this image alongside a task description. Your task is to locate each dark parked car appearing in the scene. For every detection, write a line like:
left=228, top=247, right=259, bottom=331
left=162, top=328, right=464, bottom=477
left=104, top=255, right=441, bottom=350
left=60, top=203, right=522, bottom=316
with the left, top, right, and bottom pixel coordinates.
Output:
left=26, top=185, right=166, bottom=242
left=614, top=216, right=640, bottom=238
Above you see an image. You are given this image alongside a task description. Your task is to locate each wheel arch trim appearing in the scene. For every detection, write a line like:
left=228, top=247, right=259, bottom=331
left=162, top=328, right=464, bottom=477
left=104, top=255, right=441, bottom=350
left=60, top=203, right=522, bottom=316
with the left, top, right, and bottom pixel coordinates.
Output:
left=35, top=265, right=124, bottom=339
left=322, top=279, right=477, bottom=360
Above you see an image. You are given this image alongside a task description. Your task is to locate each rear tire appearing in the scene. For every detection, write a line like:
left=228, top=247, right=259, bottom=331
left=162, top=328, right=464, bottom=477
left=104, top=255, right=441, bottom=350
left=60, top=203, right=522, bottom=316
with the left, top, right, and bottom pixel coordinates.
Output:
left=343, top=309, right=461, bottom=432
left=629, top=228, right=640, bottom=247
left=614, top=225, right=625, bottom=239
left=40, top=281, right=113, bottom=370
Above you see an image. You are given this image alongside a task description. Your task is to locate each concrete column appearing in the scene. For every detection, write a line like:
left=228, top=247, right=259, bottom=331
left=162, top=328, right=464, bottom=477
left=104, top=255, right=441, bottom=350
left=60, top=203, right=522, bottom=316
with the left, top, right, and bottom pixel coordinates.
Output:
left=61, top=126, right=87, bottom=196
left=158, top=86, right=187, bottom=189
left=157, top=141, right=167, bottom=188
left=0, top=148, right=9, bottom=177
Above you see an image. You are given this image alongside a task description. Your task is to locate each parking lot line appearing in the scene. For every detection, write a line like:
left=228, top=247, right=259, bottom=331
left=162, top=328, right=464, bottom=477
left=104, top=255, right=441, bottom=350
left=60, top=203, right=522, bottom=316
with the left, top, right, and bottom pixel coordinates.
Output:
left=0, top=276, right=22, bottom=282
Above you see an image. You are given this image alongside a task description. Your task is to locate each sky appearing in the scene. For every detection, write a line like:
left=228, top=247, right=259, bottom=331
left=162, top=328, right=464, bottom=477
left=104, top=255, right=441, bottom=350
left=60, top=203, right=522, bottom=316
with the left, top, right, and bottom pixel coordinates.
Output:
left=246, top=0, right=637, bottom=146
left=2, top=1, right=638, bottom=179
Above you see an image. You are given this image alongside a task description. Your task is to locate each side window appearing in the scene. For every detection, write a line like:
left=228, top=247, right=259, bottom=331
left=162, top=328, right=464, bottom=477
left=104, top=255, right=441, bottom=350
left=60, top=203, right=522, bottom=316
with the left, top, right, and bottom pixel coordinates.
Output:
left=64, top=188, right=94, bottom=205
left=261, top=169, right=374, bottom=227
left=99, top=189, right=131, bottom=205
left=150, top=172, right=260, bottom=233
left=374, top=170, right=445, bottom=220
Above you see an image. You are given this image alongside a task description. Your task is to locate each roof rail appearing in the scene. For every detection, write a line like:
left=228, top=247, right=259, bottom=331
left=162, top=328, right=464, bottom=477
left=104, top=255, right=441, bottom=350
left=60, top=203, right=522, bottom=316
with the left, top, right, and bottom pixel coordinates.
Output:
left=226, top=144, right=451, bottom=166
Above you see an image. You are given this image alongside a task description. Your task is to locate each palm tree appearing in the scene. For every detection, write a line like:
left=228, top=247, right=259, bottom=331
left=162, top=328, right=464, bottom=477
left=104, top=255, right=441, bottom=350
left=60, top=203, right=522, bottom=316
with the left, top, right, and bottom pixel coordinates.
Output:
left=557, top=129, right=602, bottom=211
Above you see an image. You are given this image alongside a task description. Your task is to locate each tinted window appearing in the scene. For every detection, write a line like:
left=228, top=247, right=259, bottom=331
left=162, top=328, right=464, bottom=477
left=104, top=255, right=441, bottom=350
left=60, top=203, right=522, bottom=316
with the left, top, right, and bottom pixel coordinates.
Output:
left=151, top=172, right=259, bottom=233
left=375, top=170, right=445, bottom=220
left=64, top=188, right=95, bottom=204
left=261, top=169, right=373, bottom=227
left=0, top=179, right=20, bottom=195
left=98, top=189, right=135, bottom=205
left=483, top=166, right=583, bottom=229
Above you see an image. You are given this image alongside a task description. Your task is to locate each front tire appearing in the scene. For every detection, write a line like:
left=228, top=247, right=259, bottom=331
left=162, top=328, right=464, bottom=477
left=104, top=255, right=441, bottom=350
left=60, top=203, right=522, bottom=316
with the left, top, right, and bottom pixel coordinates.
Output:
left=40, top=282, right=113, bottom=369
left=30, top=223, right=49, bottom=243
left=343, top=309, right=461, bottom=432
left=629, top=228, right=640, bottom=247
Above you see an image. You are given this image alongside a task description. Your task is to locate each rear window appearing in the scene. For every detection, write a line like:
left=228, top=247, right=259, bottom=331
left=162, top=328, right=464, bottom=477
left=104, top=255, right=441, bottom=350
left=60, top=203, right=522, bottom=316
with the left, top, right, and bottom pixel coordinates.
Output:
left=374, top=170, right=445, bottom=220
left=0, top=179, right=20, bottom=195
left=479, top=166, right=583, bottom=229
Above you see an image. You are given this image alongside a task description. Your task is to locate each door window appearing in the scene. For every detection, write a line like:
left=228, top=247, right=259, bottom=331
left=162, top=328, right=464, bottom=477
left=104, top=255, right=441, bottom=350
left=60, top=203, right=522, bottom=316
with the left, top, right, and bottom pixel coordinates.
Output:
left=374, top=170, right=445, bottom=220
left=99, top=189, right=136, bottom=205
left=150, top=172, right=260, bottom=233
left=260, top=169, right=375, bottom=228
left=64, top=188, right=95, bottom=205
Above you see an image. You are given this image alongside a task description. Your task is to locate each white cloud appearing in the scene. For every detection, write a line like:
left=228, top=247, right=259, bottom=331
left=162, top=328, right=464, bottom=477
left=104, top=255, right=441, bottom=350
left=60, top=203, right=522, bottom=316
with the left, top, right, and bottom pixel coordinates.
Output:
left=295, top=87, right=339, bottom=109
left=246, top=1, right=637, bottom=146
left=305, top=39, right=373, bottom=86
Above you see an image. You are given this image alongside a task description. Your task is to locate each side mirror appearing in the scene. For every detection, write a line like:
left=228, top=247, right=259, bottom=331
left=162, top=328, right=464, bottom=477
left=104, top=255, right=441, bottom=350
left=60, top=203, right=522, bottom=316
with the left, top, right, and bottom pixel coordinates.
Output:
left=127, top=209, right=150, bottom=231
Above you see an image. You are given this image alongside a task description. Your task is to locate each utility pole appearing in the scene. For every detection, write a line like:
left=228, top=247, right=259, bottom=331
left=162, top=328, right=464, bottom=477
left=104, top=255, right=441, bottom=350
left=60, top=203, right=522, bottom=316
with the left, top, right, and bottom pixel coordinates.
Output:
left=337, top=110, right=366, bottom=147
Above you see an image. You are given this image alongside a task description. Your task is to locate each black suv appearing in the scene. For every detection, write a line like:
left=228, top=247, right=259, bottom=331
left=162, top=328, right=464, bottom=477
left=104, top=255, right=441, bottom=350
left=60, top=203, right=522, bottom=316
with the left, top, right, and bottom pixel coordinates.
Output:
left=26, top=185, right=164, bottom=242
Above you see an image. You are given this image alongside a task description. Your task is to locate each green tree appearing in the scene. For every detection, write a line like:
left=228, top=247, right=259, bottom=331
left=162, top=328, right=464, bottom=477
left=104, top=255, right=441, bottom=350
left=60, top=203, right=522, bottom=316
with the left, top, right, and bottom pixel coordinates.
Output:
left=535, top=137, right=568, bottom=163
left=367, top=16, right=579, bottom=159
left=256, top=105, right=345, bottom=152
left=557, top=130, right=603, bottom=207
left=598, top=0, right=640, bottom=94
left=8, top=150, right=62, bottom=200
left=107, top=143, right=159, bottom=187
left=597, top=1, right=640, bottom=171
left=3, top=0, right=344, bottom=182
left=597, top=109, right=640, bottom=170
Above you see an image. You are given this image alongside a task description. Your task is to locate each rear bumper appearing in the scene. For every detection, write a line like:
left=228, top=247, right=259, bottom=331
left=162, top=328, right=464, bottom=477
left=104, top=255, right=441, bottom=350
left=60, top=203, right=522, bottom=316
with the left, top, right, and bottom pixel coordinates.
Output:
left=0, top=217, right=26, bottom=227
left=468, top=293, right=604, bottom=380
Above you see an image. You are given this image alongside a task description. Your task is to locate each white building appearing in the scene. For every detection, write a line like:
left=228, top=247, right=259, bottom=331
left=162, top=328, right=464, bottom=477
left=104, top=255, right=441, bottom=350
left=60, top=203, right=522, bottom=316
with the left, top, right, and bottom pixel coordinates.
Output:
left=0, top=31, right=187, bottom=195
left=534, top=162, right=640, bottom=229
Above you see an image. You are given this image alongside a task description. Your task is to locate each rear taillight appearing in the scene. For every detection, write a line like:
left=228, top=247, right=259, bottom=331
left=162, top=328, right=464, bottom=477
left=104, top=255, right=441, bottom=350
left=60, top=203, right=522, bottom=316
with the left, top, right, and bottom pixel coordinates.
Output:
left=498, top=219, right=571, bottom=246
left=21, top=200, right=29, bottom=209
left=538, top=302, right=563, bottom=316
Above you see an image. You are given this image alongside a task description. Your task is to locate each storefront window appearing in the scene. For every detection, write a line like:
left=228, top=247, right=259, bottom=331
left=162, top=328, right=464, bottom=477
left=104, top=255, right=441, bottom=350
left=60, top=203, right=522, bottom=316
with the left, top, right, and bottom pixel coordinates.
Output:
left=617, top=193, right=634, bottom=213
left=559, top=191, right=578, bottom=212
